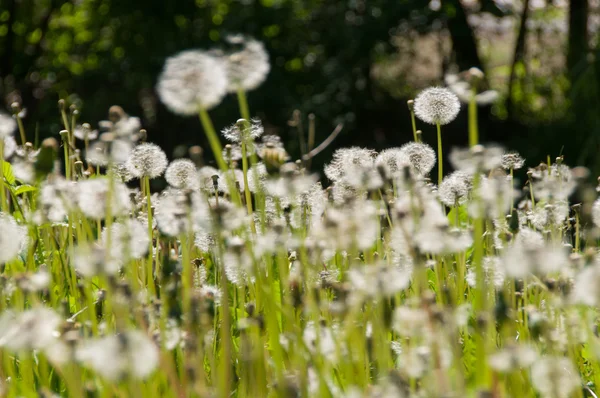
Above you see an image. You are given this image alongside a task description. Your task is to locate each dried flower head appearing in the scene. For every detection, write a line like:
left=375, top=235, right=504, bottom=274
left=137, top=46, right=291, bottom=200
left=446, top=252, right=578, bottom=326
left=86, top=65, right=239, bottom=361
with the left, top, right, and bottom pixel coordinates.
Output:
left=223, top=35, right=270, bottom=92
left=125, top=143, right=168, bottom=179
left=157, top=50, right=228, bottom=115
left=165, top=159, right=199, bottom=190
left=413, top=87, right=460, bottom=125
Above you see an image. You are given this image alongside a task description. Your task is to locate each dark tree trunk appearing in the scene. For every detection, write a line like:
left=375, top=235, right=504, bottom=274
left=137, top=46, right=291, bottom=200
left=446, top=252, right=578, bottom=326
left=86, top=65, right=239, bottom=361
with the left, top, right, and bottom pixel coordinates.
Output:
left=445, top=0, right=484, bottom=72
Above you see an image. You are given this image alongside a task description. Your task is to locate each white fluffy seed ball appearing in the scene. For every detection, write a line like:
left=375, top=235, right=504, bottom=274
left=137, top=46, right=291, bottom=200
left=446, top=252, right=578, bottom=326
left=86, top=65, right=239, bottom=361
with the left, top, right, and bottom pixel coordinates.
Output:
left=157, top=50, right=228, bottom=115
left=165, top=159, right=199, bottom=190
left=413, top=87, right=460, bottom=125
left=125, top=143, right=168, bottom=179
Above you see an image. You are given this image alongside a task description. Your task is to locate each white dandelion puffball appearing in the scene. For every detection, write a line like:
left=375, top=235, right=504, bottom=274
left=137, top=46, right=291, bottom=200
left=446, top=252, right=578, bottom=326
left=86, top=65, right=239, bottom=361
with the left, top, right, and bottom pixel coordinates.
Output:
left=0, top=112, right=17, bottom=139
left=224, top=35, right=270, bottom=92
left=413, top=87, right=461, bottom=125
left=0, top=212, right=27, bottom=264
left=125, top=143, right=168, bottom=179
left=157, top=50, right=228, bottom=115
left=398, top=142, right=436, bottom=176
left=165, top=158, right=199, bottom=190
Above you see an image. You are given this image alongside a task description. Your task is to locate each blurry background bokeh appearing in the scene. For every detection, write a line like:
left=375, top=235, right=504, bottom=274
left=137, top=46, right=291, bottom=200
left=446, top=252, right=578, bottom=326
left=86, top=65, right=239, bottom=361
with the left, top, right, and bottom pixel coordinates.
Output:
left=1, top=0, right=599, bottom=175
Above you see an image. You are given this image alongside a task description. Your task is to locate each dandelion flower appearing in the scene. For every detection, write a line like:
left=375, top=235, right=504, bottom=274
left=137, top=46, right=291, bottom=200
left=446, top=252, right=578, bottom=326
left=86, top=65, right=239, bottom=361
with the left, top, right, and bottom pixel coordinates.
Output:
left=125, top=143, right=168, bottom=179
left=165, top=159, right=199, bottom=190
left=413, top=87, right=460, bottom=125
left=439, top=171, right=471, bottom=207
left=101, top=219, right=149, bottom=267
left=0, top=212, right=27, bottom=264
left=0, top=307, right=62, bottom=353
left=223, top=35, right=270, bottom=92
left=157, top=50, right=228, bottom=115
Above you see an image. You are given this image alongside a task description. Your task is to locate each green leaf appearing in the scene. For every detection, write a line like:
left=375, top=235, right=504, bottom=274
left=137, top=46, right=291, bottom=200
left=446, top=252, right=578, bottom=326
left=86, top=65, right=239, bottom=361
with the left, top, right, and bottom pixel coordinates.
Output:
left=447, top=204, right=469, bottom=227
left=2, top=161, right=15, bottom=185
left=14, top=185, right=37, bottom=196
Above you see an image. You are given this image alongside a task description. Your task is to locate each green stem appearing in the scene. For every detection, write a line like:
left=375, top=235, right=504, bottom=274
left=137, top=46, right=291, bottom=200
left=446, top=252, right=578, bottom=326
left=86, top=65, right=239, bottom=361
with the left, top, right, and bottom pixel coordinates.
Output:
left=410, top=109, right=418, bottom=142
left=468, top=89, right=478, bottom=147
left=237, top=89, right=251, bottom=121
left=436, top=122, right=443, bottom=185
left=241, top=140, right=256, bottom=234
left=0, top=139, right=7, bottom=213
left=144, top=175, right=156, bottom=296
left=198, top=108, right=228, bottom=172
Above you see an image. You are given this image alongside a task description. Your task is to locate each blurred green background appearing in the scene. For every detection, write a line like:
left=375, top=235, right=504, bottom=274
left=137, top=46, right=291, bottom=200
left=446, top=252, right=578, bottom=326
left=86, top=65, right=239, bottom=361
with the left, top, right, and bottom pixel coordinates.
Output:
left=1, top=0, right=599, bottom=175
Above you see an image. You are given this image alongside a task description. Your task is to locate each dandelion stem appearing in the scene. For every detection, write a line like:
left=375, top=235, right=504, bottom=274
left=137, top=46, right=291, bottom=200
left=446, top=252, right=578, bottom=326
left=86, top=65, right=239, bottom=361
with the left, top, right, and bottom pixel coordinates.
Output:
left=0, top=139, right=7, bottom=213
left=436, top=122, right=443, bottom=185
left=468, top=89, right=479, bottom=147
left=198, top=108, right=228, bottom=172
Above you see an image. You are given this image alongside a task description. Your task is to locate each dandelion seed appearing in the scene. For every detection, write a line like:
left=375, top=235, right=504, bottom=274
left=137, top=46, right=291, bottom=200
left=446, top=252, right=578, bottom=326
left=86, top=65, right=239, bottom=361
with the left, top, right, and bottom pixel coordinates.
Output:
left=0, top=112, right=16, bottom=139
left=413, top=87, right=460, bottom=125
left=125, top=143, right=168, bottom=179
left=157, top=50, right=228, bottom=115
left=223, top=35, right=270, bottom=92
left=165, top=158, right=199, bottom=190
left=466, top=256, right=505, bottom=289
left=0, top=213, right=27, bottom=264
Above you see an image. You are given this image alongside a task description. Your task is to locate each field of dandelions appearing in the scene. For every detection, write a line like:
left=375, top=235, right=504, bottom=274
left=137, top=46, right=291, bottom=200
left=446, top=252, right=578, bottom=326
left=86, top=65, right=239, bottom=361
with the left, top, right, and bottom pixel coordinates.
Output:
left=0, top=34, right=599, bottom=398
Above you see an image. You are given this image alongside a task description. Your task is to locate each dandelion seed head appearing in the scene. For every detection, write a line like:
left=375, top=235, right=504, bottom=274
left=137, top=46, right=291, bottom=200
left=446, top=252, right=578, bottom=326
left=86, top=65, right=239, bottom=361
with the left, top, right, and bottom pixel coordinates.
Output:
left=413, top=87, right=460, bottom=125
left=398, top=142, right=436, bottom=176
left=501, top=152, right=525, bottom=170
left=439, top=171, right=471, bottom=207
left=125, top=143, right=168, bottom=179
left=72, top=243, right=113, bottom=277
left=157, top=50, right=228, bottom=114
left=221, top=118, right=264, bottom=143
left=0, top=212, right=27, bottom=264
left=3, top=135, right=16, bottom=158
left=488, top=344, right=537, bottom=373
left=223, top=35, right=270, bottom=92
left=449, top=145, right=504, bottom=173
left=101, top=219, right=149, bottom=266
left=0, top=307, right=62, bottom=353
left=165, top=159, right=199, bottom=190
left=324, top=147, right=376, bottom=184
left=76, top=330, right=159, bottom=381
left=530, top=357, right=579, bottom=398
left=74, top=123, right=98, bottom=141
left=77, top=178, right=132, bottom=220
left=0, top=112, right=16, bottom=139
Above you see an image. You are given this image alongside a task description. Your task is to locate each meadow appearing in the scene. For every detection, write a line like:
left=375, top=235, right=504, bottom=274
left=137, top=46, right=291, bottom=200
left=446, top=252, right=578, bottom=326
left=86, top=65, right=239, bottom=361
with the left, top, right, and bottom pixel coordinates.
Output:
left=0, top=35, right=598, bottom=398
